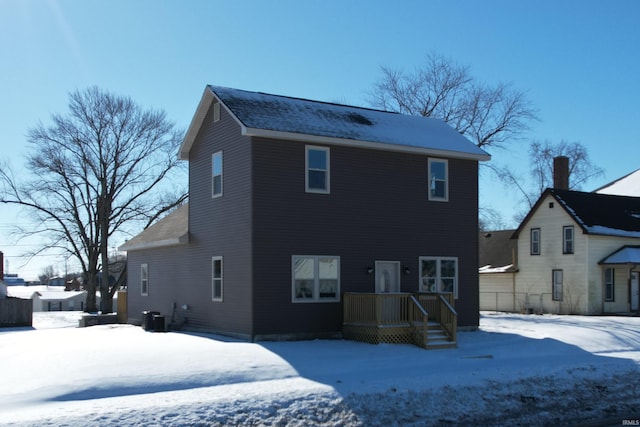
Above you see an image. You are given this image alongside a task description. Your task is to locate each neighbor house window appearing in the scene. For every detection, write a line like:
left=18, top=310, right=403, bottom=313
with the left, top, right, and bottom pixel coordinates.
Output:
left=604, top=267, right=615, bottom=302
left=212, top=151, right=223, bottom=198
left=305, top=146, right=330, bottom=193
left=552, top=269, right=563, bottom=301
left=141, top=263, right=149, bottom=296
left=292, top=256, right=340, bottom=302
left=563, top=226, right=574, bottom=254
left=530, top=228, right=541, bottom=255
left=419, top=257, right=458, bottom=298
left=428, top=158, right=448, bottom=201
left=212, top=257, right=223, bottom=301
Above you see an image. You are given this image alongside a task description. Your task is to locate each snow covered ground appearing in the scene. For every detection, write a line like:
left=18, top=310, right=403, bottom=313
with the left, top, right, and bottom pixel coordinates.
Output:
left=1, top=312, right=639, bottom=426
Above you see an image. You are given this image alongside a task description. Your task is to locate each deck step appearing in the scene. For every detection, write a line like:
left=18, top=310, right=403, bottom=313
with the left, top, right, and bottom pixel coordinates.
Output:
left=413, top=321, right=457, bottom=350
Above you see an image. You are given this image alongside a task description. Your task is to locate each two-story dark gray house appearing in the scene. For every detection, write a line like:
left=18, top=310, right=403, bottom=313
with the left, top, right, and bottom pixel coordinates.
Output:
left=120, top=85, right=490, bottom=346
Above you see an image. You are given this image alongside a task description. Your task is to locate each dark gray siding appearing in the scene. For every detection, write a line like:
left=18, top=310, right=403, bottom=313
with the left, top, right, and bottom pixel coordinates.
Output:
left=186, top=103, right=253, bottom=336
left=126, top=244, right=192, bottom=325
left=127, top=104, right=253, bottom=337
left=251, top=139, right=480, bottom=335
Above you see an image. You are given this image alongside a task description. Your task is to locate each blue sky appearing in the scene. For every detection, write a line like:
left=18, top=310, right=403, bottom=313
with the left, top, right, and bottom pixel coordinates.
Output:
left=1, top=0, right=639, bottom=279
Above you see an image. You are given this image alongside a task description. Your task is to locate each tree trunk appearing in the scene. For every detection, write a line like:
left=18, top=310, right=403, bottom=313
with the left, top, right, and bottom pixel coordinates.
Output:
left=85, top=273, right=98, bottom=313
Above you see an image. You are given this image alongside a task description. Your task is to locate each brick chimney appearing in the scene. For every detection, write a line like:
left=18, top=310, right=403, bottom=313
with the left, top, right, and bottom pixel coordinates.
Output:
left=553, top=156, right=569, bottom=190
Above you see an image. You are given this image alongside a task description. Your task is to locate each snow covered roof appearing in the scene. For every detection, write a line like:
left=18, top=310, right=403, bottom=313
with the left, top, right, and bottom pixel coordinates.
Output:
left=599, top=245, right=640, bottom=264
left=179, top=86, right=491, bottom=161
left=594, top=168, right=640, bottom=197
left=478, top=230, right=517, bottom=272
left=479, top=264, right=515, bottom=274
left=33, top=290, right=86, bottom=300
left=513, top=188, right=640, bottom=239
left=119, top=204, right=189, bottom=252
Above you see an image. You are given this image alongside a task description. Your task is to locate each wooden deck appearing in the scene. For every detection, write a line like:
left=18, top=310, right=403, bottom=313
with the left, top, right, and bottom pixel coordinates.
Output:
left=343, top=292, right=457, bottom=349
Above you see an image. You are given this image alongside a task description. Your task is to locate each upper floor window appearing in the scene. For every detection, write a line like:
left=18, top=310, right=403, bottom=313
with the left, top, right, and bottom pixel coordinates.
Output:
left=428, top=158, right=448, bottom=201
left=213, top=102, right=221, bottom=122
left=212, top=256, right=223, bottom=301
left=552, top=269, right=563, bottom=301
left=530, top=228, right=540, bottom=255
left=306, top=146, right=330, bottom=193
left=563, top=226, right=574, bottom=254
left=140, top=263, right=149, bottom=296
left=212, top=151, right=223, bottom=198
left=292, top=255, right=340, bottom=302
left=604, top=267, right=615, bottom=302
left=419, top=256, right=458, bottom=298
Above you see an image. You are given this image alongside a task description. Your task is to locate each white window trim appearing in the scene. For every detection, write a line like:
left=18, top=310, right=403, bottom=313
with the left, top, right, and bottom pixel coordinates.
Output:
left=563, top=225, right=574, bottom=254
left=291, top=255, right=340, bottom=303
left=604, top=267, right=615, bottom=302
left=212, top=256, right=223, bottom=302
left=552, top=269, right=563, bottom=301
left=212, top=151, right=223, bottom=198
left=305, top=146, right=330, bottom=194
left=213, top=102, right=221, bottom=122
left=418, top=256, right=458, bottom=299
left=428, top=158, right=448, bottom=202
left=140, top=263, right=148, bottom=296
left=531, top=228, right=541, bottom=255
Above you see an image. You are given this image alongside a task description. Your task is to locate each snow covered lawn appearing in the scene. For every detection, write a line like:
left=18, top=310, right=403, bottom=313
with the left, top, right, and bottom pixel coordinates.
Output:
left=1, top=312, right=639, bottom=426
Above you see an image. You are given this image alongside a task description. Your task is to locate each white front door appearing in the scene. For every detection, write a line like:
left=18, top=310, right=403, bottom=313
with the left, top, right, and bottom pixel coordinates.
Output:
left=631, top=272, right=639, bottom=311
left=375, top=261, right=400, bottom=293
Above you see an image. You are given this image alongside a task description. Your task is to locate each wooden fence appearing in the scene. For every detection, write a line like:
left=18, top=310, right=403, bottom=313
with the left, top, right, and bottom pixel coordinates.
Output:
left=0, top=298, right=33, bottom=327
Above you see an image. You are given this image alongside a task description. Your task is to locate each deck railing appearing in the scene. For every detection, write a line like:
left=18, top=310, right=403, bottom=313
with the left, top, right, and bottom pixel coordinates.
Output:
left=343, top=292, right=456, bottom=348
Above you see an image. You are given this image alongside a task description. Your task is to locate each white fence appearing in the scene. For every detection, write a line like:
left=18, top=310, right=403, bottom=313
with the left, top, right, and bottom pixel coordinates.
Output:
left=480, top=291, right=559, bottom=314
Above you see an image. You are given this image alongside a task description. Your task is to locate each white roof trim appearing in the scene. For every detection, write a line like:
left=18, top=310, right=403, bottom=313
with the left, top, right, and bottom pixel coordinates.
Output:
left=179, top=88, right=215, bottom=160
left=179, top=88, right=250, bottom=160
left=243, top=127, right=491, bottom=161
left=119, top=233, right=189, bottom=252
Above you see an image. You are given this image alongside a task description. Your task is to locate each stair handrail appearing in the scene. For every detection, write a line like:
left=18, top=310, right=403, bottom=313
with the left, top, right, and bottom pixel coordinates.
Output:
left=438, top=294, right=457, bottom=316
left=410, top=295, right=428, bottom=317
left=409, top=295, right=429, bottom=348
left=438, top=293, right=457, bottom=342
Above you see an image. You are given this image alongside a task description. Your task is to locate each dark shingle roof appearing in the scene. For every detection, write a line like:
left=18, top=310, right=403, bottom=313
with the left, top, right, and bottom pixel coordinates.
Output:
left=479, top=230, right=517, bottom=270
left=514, top=188, right=640, bottom=238
left=180, top=86, right=491, bottom=161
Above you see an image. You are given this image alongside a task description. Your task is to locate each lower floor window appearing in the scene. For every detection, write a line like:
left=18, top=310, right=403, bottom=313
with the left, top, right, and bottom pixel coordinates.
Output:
left=419, top=257, right=458, bottom=298
left=604, top=267, right=615, bottom=302
left=552, top=269, right=563, bottom=301
left=212, top=256, right=223, bottom=301
left=141, top=263, right=149, bottom=296
left=292, top=256, right=340, bottom=302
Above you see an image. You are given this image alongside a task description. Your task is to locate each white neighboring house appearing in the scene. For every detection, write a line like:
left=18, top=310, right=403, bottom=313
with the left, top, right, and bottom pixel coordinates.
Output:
left=595, top=168, right=640, bottom=196
left=512, top=188, right=640, bottom=315
left=32, top=290, right=87, bottom=312
left=478, top=230, right=519, bottom=312
left=7, top=286, right=92, bottom=312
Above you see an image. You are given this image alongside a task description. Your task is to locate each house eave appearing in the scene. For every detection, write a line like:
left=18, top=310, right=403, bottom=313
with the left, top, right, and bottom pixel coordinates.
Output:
left=179, top=88, right=215, bottom=160
left=243, top=127, right=491, bottom=161
left=119, top=233, right=189, bottom=252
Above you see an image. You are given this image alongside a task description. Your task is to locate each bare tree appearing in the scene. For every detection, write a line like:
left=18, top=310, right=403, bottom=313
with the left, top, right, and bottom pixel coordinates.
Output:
left=369, top=52, right=538, bottom=149
left=497, top=139, right=605, bottom=221
left=528, top=139, right=604, bottom=195
left=38, top=265, right=58, bottom=285
left=0, top=87, right=187, bottom=313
